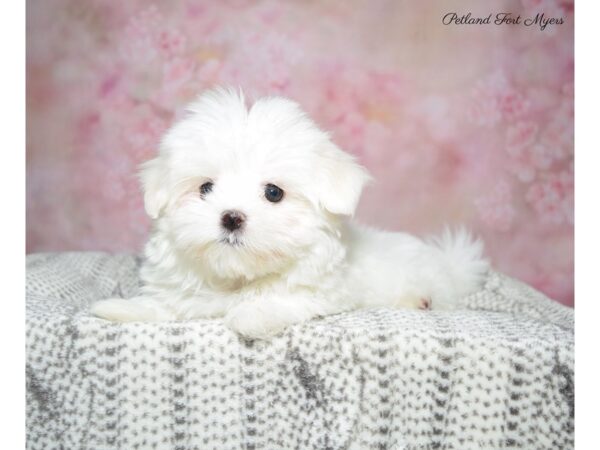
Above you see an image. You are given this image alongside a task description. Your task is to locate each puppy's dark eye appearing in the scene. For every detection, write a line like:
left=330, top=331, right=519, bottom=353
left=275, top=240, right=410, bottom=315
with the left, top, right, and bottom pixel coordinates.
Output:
left=199, top=181, right=214, bottom=197
left=264, top=184, right=284, bottom=203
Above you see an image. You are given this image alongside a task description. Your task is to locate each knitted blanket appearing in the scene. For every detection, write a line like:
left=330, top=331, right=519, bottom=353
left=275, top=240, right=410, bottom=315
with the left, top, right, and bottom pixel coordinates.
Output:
left=26, top=252, right=574, bottom=450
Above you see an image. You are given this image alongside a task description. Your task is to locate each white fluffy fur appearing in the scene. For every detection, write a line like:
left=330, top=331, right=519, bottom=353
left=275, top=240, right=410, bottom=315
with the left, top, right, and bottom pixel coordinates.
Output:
left=92, top=87, right=489, bottom=339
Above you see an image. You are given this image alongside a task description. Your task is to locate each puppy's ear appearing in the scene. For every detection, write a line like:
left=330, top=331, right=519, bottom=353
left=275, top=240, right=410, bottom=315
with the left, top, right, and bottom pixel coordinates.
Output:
left=139, top=157, right=169, bottom=219
left=315, top=142, right=371, bottom=216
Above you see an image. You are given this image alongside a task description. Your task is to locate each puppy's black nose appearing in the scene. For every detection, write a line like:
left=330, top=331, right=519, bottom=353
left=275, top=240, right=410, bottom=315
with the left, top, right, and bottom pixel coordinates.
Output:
left=221, top=210, right=246, bottom=232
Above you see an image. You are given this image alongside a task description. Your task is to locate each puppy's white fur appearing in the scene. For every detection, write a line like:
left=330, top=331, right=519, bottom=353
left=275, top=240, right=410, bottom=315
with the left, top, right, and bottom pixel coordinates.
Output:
left=92, top=87, right=489, bottom=339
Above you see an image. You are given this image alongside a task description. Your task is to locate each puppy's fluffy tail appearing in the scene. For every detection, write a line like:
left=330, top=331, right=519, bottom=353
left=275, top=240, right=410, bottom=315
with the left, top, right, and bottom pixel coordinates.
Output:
left=428, top=227, right=490, bottom=305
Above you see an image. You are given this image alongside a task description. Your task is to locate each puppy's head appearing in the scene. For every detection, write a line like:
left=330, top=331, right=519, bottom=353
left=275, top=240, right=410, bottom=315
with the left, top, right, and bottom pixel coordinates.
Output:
left=141, top=87, right=370, bottom=282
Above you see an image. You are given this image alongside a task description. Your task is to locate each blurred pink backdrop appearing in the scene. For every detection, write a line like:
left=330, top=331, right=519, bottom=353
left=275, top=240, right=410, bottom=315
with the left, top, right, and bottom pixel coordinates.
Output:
left=26, top=0, right=574, bottom=306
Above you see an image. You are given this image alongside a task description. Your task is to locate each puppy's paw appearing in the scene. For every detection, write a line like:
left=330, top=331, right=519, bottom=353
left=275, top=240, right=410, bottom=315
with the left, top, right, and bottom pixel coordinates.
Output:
left=91, top=297, right=174, bottom=322
left=393, top=293, right=433, bottom=311
left=418, top=297, right=432, bottom=310
left=224, top=302, right=287, bottom=340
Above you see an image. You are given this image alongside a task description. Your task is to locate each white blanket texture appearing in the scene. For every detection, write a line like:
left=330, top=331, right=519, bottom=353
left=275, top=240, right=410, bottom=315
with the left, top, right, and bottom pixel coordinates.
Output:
left=26, top=252, right=573, bottom=449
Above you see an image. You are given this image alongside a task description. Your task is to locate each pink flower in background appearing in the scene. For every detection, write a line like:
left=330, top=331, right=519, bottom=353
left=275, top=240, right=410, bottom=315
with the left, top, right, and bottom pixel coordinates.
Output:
left=529, top=142, right=563, bottom=170
left=120, top=5, right=164, bottom=63
left=540, top=109, right=573, bottom=158
left=506, top=122, right=538, bottom=156
left=154, top=57, right=198, bottom=108
left=417, top=96, right=459, bottom=143
left=465, top=72, right=510, bottom=127
left=463, top=63, right=573, bottom=232
left=156, top=28, right=187, bottom=59
left=121, top=108, right=168, bottom=159
left=216, top=28, right=304, bottom=94
left=120, top=6, right=189, bottom=62
left=310, top=64, right=407, bottom=162
left=466, top=72, right=532, bottom=126
left=505, top=122, right=539, bottom=182
left=499, top=90, right=531, bottom=122
left=163, top=57, right=197, bottom=89
left=475, top=181, right=516, bottom=232
left=526, top=169, right=574, bottom=225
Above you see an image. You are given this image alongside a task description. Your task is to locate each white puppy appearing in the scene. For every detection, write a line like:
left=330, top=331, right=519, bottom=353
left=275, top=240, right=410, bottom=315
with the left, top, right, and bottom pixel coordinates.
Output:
left=92, top=87, right=489, bottom=339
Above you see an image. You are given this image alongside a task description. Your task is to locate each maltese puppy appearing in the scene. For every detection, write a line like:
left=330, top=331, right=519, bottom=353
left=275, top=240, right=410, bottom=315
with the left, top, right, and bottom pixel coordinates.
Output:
left=92, top=87, right=489, bottom=339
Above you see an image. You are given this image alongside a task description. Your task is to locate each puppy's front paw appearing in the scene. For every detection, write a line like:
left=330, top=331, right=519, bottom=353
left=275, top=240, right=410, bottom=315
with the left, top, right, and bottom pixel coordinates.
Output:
left=91, top=297, right=174, bottom=322
left=224, top=302, right=288, bottom=340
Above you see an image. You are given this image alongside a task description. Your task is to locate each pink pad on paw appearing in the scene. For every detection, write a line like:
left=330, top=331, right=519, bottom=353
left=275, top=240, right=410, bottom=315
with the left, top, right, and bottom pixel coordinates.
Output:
left=418, top=298, right=431, bottom=310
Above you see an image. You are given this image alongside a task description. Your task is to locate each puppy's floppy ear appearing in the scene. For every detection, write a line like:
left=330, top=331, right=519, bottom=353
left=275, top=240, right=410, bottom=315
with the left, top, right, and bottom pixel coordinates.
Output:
left=314, top=142, right=371, bottom=216
left=139, top=157, right=169, bottom=219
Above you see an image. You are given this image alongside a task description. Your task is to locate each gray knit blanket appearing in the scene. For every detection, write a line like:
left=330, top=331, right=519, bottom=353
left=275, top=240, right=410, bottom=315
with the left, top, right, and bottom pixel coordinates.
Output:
left=26, top=252, right=574, bottom=450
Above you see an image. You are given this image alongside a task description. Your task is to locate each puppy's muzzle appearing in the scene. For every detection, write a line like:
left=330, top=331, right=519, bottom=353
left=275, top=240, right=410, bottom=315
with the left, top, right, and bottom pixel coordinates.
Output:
left=221, top=210, right=246, bottom=232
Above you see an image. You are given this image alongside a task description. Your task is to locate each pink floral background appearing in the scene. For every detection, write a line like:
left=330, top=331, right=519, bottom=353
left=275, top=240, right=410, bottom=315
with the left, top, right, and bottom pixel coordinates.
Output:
left=26, top=0, right=574, bottom=306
